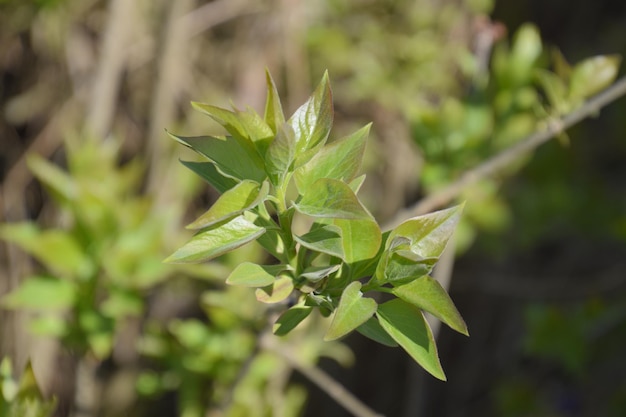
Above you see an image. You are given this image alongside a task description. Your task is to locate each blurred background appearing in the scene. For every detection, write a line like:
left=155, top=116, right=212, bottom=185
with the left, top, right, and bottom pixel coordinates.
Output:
left=1, top=0, right=626, bottom=416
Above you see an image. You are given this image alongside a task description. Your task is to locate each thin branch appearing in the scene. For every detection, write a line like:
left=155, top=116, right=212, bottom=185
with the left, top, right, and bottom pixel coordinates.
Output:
left=385, top=75, right=626, bottom=230
left=260, top=333, right=385, bottom=417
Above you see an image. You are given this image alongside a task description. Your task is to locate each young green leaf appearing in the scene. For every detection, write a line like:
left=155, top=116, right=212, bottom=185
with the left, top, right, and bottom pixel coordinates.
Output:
left=569, top=54, right=621, bottom=100
left=300, top=264, right=341, bottom=282
left=357, top=317, right=398, bottom=347
left=226, top=262, right=285, bottom=287
left=168, top=132, right=266, bottom=183
left=294, top=223, right=344, bottom=260
left=294, top=178, right=371, bottom=220
left=186, top=180, right=269, bottom=229
left=388, top=204, right=463, bottom=260
left=0, top=223, right=93, bottom=279
left=294, top=124, right=370, bottom=194
left=1, top=276, right=76, bottom=311
left=255, top=274, right=294, bottom=304
left=264, top=69, right=286, bottom=134
left=334, top=218, right=382, bottom=264
left=324, top=282, right=377, bottom=341
left=288, top=71, right=333, bottom=153
left=273, top=305, right=313, bottom=336
left=377, top=299, right=446, bottom=380
left=180, top=160, right=238, bottom=193
left=164, top=216, right=265, bottom=263
left=26, top=154, right=78, bottom=204
left=265, top=123, right=297, bottom=186
left=392, top=276, right=468, bottom=336
left=376, top=250, right=438, bottom=286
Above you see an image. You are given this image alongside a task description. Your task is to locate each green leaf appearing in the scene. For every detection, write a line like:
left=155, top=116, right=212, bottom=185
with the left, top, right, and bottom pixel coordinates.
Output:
left=226, top=262, right=285, bottom=287
left=335, top=218, right=382, bottom=263
left=1, top=276, right=76, bottom=311
left=265, top=123, right=297, bottom=186
left=26, top=154, right=78, bottom=203
left=273, top=305, right=312, bottom=336
left=288, top=71, right=333, bottom=153
left=376, top=250, right=437, bottom=286
left=324, top=282, right=377, bottom=341
left=294, top=178, right=371, bottom=220
left=264, top=69, right=286, bottom=134
left=569, top=55, right=621, bottom=100
left=392, top=276, right=468, bottom=336
left=357, top=317, right=398, bottom=347
left=0, top=223, right=93, bottom=279
left=294, top=223, right=344, bottom=259
left=186, top=180, right=269, bottom=229
left=300, top=264, right=340, bottom=282
left=295, top=124, right=370, bottom=194
left=388, top=204, right=463, bottom=260
left=180, top=160, right=238, bottom=193
left=164, top=215, right=266, bottom=263
left=9, top=361, right=57, bottom=417
left=377, top=299, right=446, bottom=380
left=101, top=289, right=143, bottom=319
left=255, top=274, right=294, bottom=304
left=169, top=131, right=266, bottom=182
left=535, top=69, right=570, bottom=114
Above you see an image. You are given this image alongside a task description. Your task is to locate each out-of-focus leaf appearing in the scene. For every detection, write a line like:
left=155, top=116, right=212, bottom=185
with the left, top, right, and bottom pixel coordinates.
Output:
left=6, top=360, right=57, bottom=417
left=392, top=276, right=468, bottom=335
left=294, top=223, right=344, bottom=260
left=294, top=178, right=371, bottom=220
left=535, top=69, right=570, bottom=114
left=357, top=317, right=398, bottom=347
left=294, top=124, right=370, bottom=194
left=186, top=180, right=268, bottom=229
left=164, top=216, right=266, bottom=263
left=226, top=262, right=284, bottom=287
left=288, top=71, right=333, bottom=153
left=324, top=282, right=377, bottom=341
left=1, top=276, right=76, bottom=311
left=273, top=305, right=312, bottom=336
left=255, top=275, right=294, bottom=304
left=377, top=299, right=445, bottom=380
left=169, top=131, right=266, bottom=183
left=180, top=160, right=238, bottom=193
left=101, top=289, right=143, bottom=319
left=569, top=55, right=621, bottom=100
left=26, top=154, right=78, bottom=203
left=0, top=223, right=93, bottom=279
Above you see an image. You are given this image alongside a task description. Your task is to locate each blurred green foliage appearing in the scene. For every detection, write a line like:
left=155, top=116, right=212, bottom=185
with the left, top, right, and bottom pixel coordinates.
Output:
left=0, top=358, right=56, bottom=417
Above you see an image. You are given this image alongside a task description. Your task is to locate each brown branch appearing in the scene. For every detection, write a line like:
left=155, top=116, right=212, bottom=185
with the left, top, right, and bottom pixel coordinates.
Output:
left=260, top=333, right=385, bottom=417
left=385, top=75, right=626, bottom=230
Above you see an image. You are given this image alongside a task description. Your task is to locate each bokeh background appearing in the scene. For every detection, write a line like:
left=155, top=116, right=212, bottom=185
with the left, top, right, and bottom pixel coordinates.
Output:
left=1, top=0, right=626, bottom=416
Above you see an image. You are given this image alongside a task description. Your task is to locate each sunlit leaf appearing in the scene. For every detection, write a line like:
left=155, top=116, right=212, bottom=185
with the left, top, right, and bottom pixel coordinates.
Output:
left=299, top=264, right=340, bottom=282
left=377, top=299, right=445, bottom=380
left=324, top=282, right=377, bottom=341
left=392, top=276, right=468, bottom=336
left=288, top=71, right=333, bottom=153
left=388, top=204, right=463, bottom=260
left=295, top=124, right=370, bottom=194
left=265, top=123, right=296, bottom=186
left=294, top=223, right=344, bottom=259
left=227, top=262, right=285, bottom=287
left=334, top=218, right=382, bottom=263
left=264, top=69, right=286, bottom=134
left=255, top=275, right=294, bottom=304
left=164, top=216, right=266, bottom=263
left=26, top=154, right=78, bottom=203
left=186, top=180, right=268, bottom=229
left=294, top=178, right=371, bottom=220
